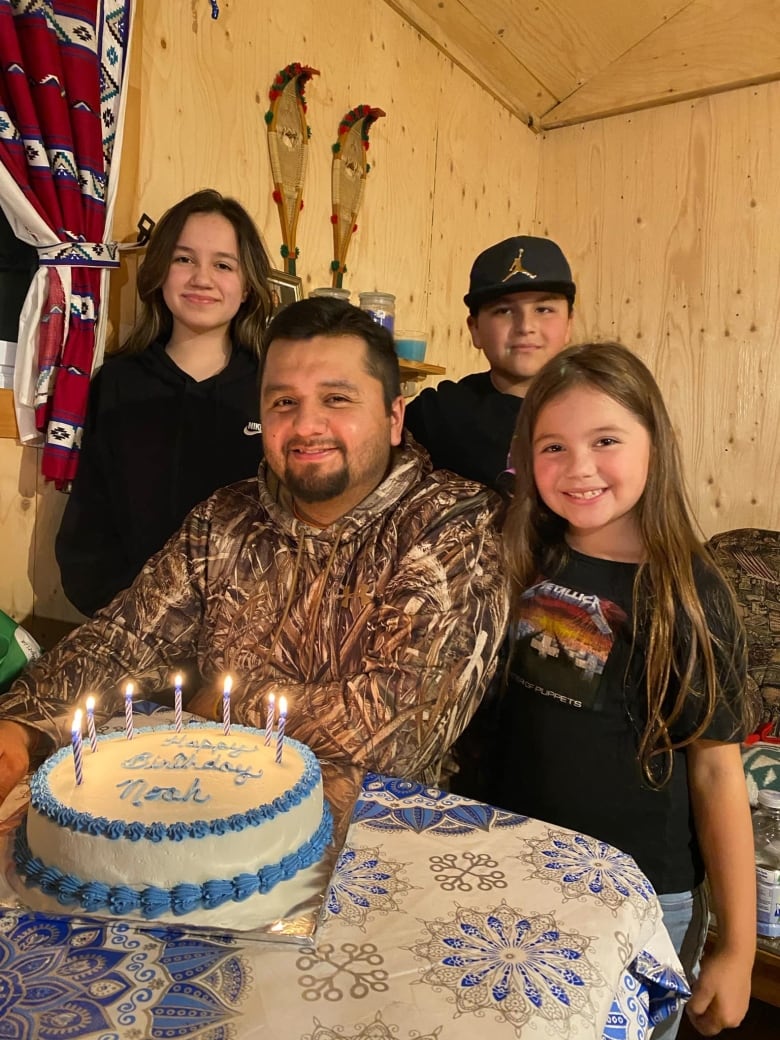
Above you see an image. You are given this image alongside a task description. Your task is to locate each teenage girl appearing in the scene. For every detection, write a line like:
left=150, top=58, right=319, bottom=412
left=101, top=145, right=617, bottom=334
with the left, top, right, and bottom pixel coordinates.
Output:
left=56, top=189, right=272, bottom=616
left=493, top=341, right=755, bottom=1038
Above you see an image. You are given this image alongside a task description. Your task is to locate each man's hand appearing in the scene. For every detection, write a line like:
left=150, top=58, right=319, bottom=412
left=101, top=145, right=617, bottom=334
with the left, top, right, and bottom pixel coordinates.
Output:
left=0, top=720, right=37, bottom=805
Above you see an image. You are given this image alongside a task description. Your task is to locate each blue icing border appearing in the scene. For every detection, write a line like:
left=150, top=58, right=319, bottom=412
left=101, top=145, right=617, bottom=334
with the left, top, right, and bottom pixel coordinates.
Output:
left=14, top=802, right=334, bottom=918
left=29, top=723, right=321, bottom=843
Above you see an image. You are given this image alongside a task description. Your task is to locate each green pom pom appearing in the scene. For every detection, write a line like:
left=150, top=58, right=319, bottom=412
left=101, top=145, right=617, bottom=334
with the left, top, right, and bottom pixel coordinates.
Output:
left=330, top=260, right=340, bottom=271
left=366, top=163, right=371, bottom=174
left=280, top=245, right=290, bottom=258
left=307, top=127, right=312, bottom=139
left=331, top=143, right=341, bottom=154
left=264, top=111, right=273, bottom=124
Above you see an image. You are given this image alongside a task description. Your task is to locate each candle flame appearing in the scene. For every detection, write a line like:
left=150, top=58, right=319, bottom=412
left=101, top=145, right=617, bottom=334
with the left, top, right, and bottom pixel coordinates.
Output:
left=268, top=692, right=275, bottom=704
left=279, top=696, right=288, bottom=715
left=73, top=709, right=83, bottom=731
left=86, top=695, right=95, bottom=711
left=175, top=673, right=182, bottom=686
left=125, top=682, right=134, bottom=698
left=223, top=675, right=233, bottom=695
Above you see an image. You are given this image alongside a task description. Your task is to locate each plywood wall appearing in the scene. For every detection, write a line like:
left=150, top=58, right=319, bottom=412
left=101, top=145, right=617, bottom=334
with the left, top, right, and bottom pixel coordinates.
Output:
left=111, top=0, right=539, bottom=375
left=536, top=80, right=780, bottom=536
left=0, top=0, right=539, bottom=628
left=3, top=5, right=778, bottom=632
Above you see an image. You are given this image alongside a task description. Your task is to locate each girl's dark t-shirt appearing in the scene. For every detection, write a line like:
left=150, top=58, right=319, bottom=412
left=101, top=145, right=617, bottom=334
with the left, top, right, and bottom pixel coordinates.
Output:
left=493, top=549, right=744, bottom=894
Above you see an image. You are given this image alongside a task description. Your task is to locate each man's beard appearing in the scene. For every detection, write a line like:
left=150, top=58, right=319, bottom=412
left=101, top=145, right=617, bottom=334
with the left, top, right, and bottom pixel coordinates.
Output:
left=284, top=461, right=350, bottom=503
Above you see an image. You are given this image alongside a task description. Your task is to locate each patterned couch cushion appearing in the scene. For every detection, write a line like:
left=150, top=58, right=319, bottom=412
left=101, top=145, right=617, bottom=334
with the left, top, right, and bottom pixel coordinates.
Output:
left=742, top=741, right=780, bottom=806
left=707, top=528, right=780, bottom=736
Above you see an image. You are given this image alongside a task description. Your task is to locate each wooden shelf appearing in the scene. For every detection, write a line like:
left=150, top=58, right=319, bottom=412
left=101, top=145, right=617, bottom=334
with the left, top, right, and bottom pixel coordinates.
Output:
left=398, top=359, right=446, bottom=383
left=0, top=388, right=18, bottom=439
left=707, top=926, right=780, bottom=1009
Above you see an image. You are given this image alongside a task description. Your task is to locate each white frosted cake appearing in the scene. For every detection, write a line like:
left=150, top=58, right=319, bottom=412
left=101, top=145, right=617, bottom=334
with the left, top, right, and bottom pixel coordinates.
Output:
left=14, top=722, right=333, bottom=929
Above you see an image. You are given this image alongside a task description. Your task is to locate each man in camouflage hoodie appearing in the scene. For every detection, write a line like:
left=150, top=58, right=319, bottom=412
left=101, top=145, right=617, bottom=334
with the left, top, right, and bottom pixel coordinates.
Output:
left=0, top=299, right=508, bottom=826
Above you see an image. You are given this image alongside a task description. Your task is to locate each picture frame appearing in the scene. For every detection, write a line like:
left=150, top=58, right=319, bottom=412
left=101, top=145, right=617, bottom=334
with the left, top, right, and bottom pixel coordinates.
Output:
left=268, top=269, right=303, bottom=317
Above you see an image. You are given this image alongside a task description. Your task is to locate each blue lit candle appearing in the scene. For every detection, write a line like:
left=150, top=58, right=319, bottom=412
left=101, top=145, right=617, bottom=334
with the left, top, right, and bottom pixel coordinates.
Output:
left=223, top=675, right=232, bottom=736
left=174, top=673, right=183, bottom=733
left=86, top=696, right=98, bottom=753
left=125, top=682, right=134, bottom=741
left=264, top=692, right=275, bottom=746
left=71, top=710, right=84, bottom=785
left=275, top=696, right=287, bottom=765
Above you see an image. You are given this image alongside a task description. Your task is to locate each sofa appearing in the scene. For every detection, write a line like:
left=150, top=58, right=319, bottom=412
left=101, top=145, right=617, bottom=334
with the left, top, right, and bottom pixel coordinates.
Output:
left=706, top=527, right=780, bottom=1006
left=706, top=528, right=780, bottom=737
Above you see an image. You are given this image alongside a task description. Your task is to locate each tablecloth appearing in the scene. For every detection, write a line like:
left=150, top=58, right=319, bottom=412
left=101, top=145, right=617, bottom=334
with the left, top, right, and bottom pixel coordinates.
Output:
left=0, top=705, right=689, bottom=1039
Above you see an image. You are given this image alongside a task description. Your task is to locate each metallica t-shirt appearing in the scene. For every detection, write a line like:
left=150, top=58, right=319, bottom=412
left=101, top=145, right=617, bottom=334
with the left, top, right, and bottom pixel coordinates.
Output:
left=493, top=549, right=744, bottom=893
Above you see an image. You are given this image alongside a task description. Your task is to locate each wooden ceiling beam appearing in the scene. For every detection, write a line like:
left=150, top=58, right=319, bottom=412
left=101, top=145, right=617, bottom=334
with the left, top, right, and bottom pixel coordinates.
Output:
left=383, top=0, right=555, bottom=129
left=456, top=0, right=694, bottom=103
left=540, top=0, right=780, bottom=129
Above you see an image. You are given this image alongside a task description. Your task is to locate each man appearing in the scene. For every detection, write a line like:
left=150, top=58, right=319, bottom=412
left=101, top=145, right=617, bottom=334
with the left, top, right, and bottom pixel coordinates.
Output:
left=405, top=235, right=575, bottom=490
left=0, top=299, right=508, bottom=825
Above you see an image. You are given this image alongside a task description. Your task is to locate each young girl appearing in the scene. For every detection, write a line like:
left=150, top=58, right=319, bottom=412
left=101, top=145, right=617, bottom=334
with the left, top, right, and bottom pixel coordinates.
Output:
left=56, top=189, right=272, bottom=616
left=494, top=341, right=755, bottom=1038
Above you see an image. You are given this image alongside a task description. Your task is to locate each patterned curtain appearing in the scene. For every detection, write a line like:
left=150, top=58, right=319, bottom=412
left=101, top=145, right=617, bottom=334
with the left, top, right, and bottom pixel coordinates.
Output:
left=0, top=0, right=132, bottom=488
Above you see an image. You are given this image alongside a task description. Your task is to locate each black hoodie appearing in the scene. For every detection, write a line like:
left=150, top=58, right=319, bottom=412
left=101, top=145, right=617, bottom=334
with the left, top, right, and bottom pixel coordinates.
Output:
left=55, top=340, right=263, bottom=615
left=404, top=371, right=521, bottom=491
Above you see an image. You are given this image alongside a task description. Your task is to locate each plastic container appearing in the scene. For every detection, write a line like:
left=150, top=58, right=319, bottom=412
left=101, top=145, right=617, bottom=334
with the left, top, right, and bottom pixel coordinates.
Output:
left=359, top=292, right=395, bottom=333
left=754, top=788, right=780, bottom=938
left=309, top=287, right=352, bottom=302
left=394, top=331, right=427, bottom=362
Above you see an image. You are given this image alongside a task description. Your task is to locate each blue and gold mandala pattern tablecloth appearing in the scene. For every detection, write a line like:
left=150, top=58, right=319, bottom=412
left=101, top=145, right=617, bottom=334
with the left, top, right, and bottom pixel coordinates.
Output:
left=0, top=706, right=688, bottom=1040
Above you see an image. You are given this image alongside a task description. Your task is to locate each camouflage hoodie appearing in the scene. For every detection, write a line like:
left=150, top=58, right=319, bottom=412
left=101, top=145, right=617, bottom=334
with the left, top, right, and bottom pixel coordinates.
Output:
left=3, top=437, right=508, bottom=796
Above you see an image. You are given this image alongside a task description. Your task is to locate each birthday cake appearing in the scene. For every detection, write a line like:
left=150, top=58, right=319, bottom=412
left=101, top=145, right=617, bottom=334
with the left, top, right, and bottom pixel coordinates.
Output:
left=13, top=722, right=333, bottom=929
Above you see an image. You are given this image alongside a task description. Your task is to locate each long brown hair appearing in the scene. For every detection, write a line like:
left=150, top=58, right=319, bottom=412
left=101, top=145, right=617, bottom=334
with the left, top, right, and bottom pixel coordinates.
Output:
left=120, top=189, right=272, bottom=358
left=504, top=341, right=746, bottom=785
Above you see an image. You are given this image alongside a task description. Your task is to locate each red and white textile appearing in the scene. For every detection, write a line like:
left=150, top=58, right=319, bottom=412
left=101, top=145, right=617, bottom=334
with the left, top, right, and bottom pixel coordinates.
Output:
left=0, top=0, right=133, bottom=487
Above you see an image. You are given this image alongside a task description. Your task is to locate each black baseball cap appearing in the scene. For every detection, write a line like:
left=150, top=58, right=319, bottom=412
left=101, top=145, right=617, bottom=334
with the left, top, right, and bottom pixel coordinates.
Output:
left=464, top=236, right=576, bottom=313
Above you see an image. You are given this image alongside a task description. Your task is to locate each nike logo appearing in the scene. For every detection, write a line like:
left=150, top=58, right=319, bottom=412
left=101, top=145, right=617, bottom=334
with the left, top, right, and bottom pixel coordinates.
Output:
left=243, top=422, right=262, bottom=436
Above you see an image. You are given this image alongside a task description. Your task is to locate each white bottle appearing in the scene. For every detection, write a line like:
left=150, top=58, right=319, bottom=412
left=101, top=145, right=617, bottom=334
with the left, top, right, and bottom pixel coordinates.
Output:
left=754, top=788, right=780, bottom=938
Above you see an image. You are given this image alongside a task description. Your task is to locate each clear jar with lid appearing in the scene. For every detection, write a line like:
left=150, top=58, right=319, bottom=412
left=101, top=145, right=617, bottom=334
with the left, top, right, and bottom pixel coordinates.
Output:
left=359, top=292, right=395, bottom=334
left=309, top=287, right=352, bottom=302
left=754, top=788, right=780, bottom=938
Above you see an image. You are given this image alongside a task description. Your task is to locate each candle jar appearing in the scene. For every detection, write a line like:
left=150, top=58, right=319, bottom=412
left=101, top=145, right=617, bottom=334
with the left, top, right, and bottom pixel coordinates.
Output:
left=359, top=291, right=395, bottom=334
left=394, top=330, right=427, bottom=362
left=309, top=287, right=352, bottom=301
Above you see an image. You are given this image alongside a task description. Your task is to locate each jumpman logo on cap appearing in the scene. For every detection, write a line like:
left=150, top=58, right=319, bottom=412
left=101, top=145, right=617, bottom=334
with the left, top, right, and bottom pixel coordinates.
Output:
left=503, top=248, right=537, bottom=282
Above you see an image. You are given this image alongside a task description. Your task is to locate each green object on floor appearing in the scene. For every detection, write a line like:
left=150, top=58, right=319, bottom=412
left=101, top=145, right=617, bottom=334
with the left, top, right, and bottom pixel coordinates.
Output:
left=0, top=610, right=41, bottom=693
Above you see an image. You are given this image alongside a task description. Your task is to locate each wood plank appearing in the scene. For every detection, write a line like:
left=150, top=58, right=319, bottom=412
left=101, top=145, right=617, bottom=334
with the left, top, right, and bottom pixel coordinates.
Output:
left=398, top=359, right=446, bottom=385
left=455, top=0, right=693, bottom=104
left=542, top=0, right=780, bottom=128
left=399, top=360, right=446, bottom=376
left=0, top=439, right=35, bottom=617
left=383, top=0, right=554, bottom=127
left=536, top=79, right=780, bottom=537
left=0, top=388, right=18, bottom=439
left=752, top=942, right=780, bottom=1008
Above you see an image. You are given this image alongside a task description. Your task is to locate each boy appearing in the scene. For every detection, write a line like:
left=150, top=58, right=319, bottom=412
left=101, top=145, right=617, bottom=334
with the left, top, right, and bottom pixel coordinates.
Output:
left=405, top=236, right=575, bottom=489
